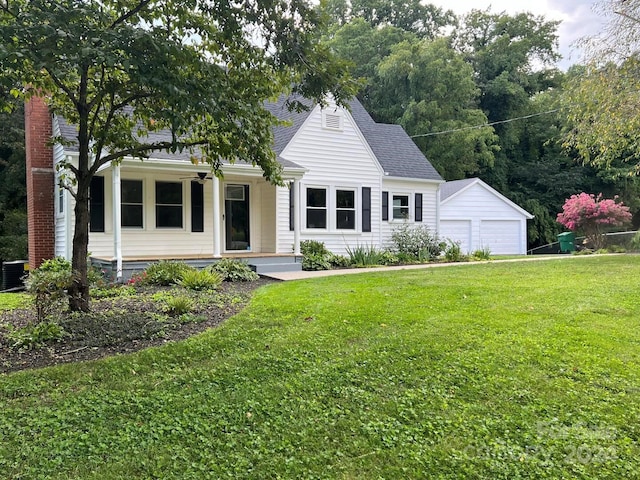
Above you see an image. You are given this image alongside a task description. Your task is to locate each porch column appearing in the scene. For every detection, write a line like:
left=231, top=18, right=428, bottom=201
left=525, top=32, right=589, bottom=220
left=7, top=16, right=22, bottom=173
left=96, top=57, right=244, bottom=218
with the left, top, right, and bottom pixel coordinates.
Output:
left=112, top=163, right=123, bottom=280
left=212, top=176, right=222, bottom=257
left=293, top=178, right=301, bottom=256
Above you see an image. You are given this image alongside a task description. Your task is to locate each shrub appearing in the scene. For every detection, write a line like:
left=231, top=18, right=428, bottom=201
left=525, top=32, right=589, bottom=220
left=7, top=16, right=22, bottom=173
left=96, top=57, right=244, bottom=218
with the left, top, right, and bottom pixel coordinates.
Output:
left=444, top=240, right=468, bottom=262
left=24, top=257, right=75, bottom=322
left=6, top=321, right=66, bottom=351
left=557, top=193, right=632, bottom=250
left=300, top=240, right=329, bottom=257
left=302, top=253, right=331, bottom=271
left=210, top=258, right=259, bottom=282
left=472, top=247, right=492, bottom=261
left=390, top=224, right=442, bottom=261
left=177, top=268, right=222, bottom=291
left=327, top=253, right=351, bottom=268
left=346, top=244, right=384, bottom=267
left=378, top=250, right=400, bottom=266
left=301, top=240, right=331, bottom=271
left=143, top=261, right=193, bottom=286
left=162, top=295, right=194, bottom=316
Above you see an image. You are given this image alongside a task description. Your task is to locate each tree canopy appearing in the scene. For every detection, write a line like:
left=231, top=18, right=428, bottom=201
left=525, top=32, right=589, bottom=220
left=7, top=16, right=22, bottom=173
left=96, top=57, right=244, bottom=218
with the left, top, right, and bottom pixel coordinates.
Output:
left=0, top=0, right=357, bottom=310
left=562, top=0, right=640, bottom=177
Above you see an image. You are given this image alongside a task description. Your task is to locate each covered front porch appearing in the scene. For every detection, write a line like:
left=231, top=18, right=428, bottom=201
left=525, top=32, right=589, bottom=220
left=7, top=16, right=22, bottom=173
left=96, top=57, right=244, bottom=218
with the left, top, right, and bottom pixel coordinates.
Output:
left=81, top=159, right=305, bottom=280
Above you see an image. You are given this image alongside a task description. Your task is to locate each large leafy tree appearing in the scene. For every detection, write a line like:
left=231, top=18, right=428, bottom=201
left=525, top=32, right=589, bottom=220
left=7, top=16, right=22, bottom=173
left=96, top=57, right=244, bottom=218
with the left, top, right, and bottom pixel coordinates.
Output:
left=0, top=100, right=27, bottom=262
left=453, top=9, right=561, bottom=191
left=320, top=0, right=455, bottom=38
left=0, top=0, right=357, bottom=311
left=375, top=38, right=498, bottom=179
left=563, top=0, right=640, bottom=176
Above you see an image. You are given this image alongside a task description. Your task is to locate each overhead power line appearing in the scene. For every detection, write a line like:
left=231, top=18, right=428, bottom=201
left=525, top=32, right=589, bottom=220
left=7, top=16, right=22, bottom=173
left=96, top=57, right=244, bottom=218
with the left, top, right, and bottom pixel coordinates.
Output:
left=409, top=108, right=562, bottom=138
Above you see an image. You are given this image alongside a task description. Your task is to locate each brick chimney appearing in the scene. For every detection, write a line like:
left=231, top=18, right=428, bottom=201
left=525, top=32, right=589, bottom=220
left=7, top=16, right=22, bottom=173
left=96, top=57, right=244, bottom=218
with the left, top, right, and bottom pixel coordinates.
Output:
left=25, top=96, right=55, bottom=268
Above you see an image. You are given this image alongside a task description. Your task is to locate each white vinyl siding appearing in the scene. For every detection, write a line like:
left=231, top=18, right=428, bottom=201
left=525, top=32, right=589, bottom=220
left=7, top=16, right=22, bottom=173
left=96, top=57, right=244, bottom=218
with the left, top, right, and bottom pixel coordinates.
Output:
left=440, top=181, right=531, bottom=255
left=276, top=103, right=383, bottom=254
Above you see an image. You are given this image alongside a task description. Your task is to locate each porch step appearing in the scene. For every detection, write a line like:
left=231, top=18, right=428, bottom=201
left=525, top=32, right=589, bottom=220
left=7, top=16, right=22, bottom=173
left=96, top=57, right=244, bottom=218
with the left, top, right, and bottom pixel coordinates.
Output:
left=249, top=257, right=302, bottom=275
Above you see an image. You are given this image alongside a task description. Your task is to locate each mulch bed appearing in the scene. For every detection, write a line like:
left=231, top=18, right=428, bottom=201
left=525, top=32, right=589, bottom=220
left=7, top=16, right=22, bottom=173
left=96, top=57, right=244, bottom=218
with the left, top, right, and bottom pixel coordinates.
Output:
left=0, top=278, right=275, bottom=374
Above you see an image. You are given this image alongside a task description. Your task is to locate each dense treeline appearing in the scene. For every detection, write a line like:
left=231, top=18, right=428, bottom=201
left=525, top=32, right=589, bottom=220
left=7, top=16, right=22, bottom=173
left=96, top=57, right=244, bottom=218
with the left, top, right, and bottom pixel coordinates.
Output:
left=321, top=1, right=640, bottom=248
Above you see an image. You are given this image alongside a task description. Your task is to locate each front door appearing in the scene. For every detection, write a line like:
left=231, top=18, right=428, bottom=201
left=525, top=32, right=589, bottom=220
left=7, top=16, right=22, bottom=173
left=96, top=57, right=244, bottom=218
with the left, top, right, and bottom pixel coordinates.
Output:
left=225, top=184, right=250, bottom=251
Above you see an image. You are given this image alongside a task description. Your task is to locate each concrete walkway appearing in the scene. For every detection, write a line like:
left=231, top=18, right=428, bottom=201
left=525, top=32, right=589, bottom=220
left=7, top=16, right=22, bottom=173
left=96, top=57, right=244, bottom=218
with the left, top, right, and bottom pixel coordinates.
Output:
left=264, top=254, right=592, bottom=281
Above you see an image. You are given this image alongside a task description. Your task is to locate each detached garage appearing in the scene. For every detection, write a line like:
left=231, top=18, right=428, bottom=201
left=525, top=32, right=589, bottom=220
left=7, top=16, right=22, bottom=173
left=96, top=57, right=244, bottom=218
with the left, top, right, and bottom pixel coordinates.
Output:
left=439, top=178, right=534, bottom=255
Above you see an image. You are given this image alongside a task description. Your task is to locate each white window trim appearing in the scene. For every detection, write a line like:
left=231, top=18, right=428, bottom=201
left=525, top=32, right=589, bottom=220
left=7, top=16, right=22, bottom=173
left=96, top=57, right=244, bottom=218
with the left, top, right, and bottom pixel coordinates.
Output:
left=303, top=184, right=361, bottom=233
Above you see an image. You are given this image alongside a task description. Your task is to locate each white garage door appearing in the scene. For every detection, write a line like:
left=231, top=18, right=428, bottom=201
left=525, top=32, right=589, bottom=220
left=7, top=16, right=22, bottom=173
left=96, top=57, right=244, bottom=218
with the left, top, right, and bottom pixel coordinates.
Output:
left=440, top=220, right=472, bottom=253
left=480, top=220, right=521, bottom=254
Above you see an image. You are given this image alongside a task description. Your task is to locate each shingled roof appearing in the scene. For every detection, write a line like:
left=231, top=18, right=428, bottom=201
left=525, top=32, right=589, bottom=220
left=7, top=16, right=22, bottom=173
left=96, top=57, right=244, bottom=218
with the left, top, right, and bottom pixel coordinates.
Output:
left=439, top=178, right=477, bottom=201
left=56, top=96, right=443, bottom=181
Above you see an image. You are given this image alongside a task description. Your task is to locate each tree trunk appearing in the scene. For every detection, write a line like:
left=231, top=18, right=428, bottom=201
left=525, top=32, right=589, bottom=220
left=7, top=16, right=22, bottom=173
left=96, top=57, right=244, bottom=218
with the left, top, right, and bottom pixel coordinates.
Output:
left=68, top=178, right=91, bottom=312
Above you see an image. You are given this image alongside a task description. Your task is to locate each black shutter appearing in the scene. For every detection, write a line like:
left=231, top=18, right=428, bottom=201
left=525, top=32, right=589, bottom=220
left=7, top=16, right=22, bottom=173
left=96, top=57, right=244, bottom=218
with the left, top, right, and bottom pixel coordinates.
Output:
left=362, top=187, right=371, bottom=232
left=289, top=181, right=295, bottom=231
left=382, top=191, right=389, bottom=221
left=191, top=181, right=204, bottom=232
left=415, top=193, right=423, bottom=222
left=89, top=176, right=105, bottom=232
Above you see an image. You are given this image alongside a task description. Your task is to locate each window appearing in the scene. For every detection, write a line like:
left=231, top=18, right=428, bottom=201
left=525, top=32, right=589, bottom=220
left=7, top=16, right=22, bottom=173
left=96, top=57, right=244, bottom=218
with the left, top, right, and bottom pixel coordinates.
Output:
left=336, top=189, right=355, bottom=230
left=393, top=194, right=409, bottom=220
left=156, top=181, right=183, bottom=228
left=289, top=181, right=295, bottom=232
left=90, top=176, right=105, bottom=232
left=121, top=179, right=143, bottom=227
left=415, top=193, right=423, bottom=223
left=191, top=181, right=204, bottom=232
left=306, top=187, right=327, bottom=229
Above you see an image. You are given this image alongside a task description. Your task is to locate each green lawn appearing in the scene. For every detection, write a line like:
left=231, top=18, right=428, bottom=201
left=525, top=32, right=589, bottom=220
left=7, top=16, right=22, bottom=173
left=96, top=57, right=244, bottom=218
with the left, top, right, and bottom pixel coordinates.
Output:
left=1, top=256, right=639, bottom=479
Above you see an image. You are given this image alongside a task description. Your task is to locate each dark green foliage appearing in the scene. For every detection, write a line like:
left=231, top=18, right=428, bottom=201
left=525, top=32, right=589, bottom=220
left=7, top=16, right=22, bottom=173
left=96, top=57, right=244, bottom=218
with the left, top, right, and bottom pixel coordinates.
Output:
left=327, top=253, right=351, bottom=268
left=142, top=261, right=193, bottom=286
left=210, top=258, right=259, bottom=282
left=390, top=224, right=443, bottom=261
left=0, top=103, right=27, bottom=263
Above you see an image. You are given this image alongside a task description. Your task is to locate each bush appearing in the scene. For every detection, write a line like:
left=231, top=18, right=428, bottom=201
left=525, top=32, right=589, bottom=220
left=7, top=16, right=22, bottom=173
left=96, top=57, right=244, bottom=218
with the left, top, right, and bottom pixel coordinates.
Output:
left=210, top=258, right=259, bottom=282
left=346, top=244, right=384, bottom=267
left=472, top=247, right=492, bottom=261
left=444, top=240, right=468, bottom=263
left=327, top=253, right=351, bottom=268
left=302, top=253, right=331, bottom=271
left=24, top=257, right=75, bottom=322
left=143, top=261, right=193, bottom=286
left=378, top=250, right=400, bottom=266
left=177, top=268, right=222, bottom=291
left=301, top=240, right=332, bottom=271
left=300, top=240, right=329, bottom=257
left=390, top=224, right=442, bottom=262
left=6, top=321, right=66, bottom=351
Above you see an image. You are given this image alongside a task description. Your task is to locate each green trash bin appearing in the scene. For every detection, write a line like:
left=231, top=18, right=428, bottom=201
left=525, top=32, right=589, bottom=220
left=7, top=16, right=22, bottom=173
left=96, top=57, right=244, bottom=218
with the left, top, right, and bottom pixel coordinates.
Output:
left=557, top=232, right=576, bottom=253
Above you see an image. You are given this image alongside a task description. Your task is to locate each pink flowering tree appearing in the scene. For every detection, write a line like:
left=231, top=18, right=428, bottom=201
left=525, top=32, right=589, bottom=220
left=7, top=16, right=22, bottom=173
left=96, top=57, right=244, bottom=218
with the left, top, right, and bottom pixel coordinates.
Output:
left=557, top=193, right=632, bottom=249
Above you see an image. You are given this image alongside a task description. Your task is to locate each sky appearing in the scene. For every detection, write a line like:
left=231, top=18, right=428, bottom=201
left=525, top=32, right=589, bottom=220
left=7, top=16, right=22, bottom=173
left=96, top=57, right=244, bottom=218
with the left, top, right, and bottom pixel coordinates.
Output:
left=429, top=0, right=606, bottom=70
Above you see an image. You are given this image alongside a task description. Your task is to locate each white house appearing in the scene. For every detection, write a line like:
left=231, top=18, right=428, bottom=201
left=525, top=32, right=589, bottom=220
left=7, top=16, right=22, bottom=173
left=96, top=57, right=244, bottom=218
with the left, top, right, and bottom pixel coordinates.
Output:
left=25, top=95, right=444, bottom=277
left=439, top=178, right=533, bottom=255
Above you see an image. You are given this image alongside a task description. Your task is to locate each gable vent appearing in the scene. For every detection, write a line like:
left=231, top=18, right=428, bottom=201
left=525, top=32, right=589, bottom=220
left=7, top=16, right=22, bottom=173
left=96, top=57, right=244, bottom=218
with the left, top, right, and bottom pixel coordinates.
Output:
left=323, top=111, right=343, bottom=130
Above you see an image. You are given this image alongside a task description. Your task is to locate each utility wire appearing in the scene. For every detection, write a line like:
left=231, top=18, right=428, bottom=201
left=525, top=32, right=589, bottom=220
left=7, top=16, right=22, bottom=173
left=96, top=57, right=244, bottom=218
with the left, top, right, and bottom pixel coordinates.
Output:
left=409, top=108, right=562, bottom=138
